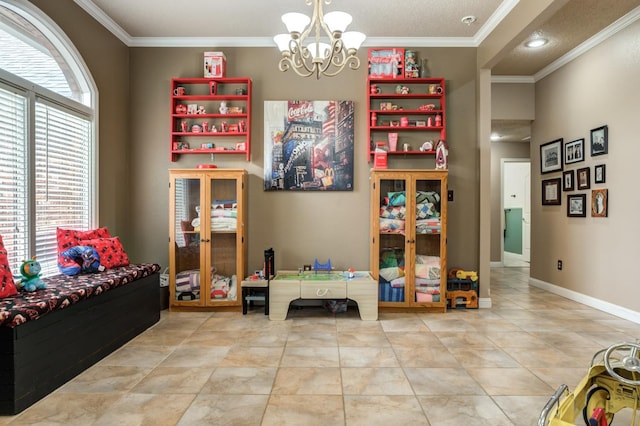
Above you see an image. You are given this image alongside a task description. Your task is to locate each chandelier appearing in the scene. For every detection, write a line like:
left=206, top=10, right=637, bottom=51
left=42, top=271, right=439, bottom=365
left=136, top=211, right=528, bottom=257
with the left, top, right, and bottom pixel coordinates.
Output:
left=274, top=0, right=366, bottom=79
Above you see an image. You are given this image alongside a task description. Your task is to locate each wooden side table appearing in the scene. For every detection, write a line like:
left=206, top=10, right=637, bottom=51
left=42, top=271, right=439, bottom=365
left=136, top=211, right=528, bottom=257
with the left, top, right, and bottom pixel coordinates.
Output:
left=241, top=279, right=269, bottom=315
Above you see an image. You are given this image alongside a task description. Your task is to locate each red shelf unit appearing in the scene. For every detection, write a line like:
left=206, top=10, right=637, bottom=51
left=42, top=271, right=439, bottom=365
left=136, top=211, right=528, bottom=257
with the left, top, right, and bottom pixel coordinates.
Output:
left=170, top=77, right=252, bottom=162
left=367, top=77, right=446, bottom=160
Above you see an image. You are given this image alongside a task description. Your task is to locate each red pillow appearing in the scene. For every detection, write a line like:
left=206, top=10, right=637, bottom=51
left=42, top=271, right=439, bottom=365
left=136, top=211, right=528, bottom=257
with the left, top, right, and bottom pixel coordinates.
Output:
left=0, top=234, right=18, bottom=298
left=82, top=237, right=130, bottom=269
left=56, top=227, right=111, bottom=254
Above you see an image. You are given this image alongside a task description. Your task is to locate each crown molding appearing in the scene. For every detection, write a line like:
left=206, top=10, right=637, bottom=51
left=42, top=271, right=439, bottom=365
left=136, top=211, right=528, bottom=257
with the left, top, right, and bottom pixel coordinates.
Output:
left=533, top=5, right=640, bottom=82
left=491, top=75, right=535, bottom=84
left=73, top=0, right=132, bottom=45
left=473, top=0, right=520, bottom=45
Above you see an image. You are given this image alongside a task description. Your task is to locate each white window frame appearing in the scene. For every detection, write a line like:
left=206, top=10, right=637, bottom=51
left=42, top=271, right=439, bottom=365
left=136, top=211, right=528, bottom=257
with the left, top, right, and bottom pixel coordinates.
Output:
left=0, top=0, right=98, bottom=276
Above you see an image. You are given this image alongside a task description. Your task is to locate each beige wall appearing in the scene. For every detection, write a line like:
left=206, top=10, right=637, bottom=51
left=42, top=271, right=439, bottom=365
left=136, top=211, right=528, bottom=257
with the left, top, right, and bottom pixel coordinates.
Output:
left=531, top=20, right=640, bottom=313
left=128, top=47, right=480, bottom=275
left=30, top=0, right=132, bottom=245
left=492, top=83, right=535, bottom=120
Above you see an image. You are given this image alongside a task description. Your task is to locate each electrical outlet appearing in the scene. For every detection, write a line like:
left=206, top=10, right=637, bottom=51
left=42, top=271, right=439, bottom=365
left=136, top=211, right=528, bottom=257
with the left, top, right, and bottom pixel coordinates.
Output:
left=557, top=260, right=563, bottom=270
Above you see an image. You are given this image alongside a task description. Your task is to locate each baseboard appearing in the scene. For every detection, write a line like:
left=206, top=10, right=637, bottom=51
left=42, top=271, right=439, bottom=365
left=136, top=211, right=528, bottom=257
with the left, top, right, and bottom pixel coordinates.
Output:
left=479, top=297, right=492, bottom=309
left=529, top=277, right=640, bottom=325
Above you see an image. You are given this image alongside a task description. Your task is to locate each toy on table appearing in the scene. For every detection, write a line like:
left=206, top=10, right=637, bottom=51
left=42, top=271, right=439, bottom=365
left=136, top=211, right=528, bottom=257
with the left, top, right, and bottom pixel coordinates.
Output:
left=455, top=270, right=478, bottom=282
left=19, top=257, right=46, bottom=292
left=313, top=258, right=332, bottom=274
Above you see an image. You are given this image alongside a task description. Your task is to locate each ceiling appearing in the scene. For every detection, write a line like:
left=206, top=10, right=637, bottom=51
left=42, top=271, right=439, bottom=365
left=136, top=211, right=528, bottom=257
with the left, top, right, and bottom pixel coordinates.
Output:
left=74, top=0, right=640, bottom=142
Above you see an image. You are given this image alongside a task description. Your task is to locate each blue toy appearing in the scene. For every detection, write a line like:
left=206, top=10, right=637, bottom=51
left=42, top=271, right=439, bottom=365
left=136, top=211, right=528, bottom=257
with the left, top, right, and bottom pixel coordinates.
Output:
left=58, top=245, right=104, bottom=275
left=19, top=257, right=46, bottom=292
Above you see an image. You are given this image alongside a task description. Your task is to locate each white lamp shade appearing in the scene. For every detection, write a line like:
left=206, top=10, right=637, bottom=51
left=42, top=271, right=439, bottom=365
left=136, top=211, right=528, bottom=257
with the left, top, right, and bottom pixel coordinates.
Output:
left=274, top=34, right=292, bottom=52
left=323, top=11, right=352, bottom=33
left=342, top=31, right=366, bottom=50
left=307, top=42, right=331, bottom=59
left=281, top=12, right=310, bottom=34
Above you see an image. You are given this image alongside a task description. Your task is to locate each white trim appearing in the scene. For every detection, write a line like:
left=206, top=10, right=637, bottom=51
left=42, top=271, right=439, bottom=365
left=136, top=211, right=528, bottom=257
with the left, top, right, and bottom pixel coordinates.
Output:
left=494, top=5, right=640, bottom=83
left=491, top=75, right=536, bottom=84
left=72, top=0, right=132, bottom=46
left=529, top=277, right=640, bottom=325
left=533, top=5, right=640, bottom=82
left=479, top=297, right=492, bottom=309
left=472, top=0, right=521, bottom=45
left=1, top=0, right=99, bottom=225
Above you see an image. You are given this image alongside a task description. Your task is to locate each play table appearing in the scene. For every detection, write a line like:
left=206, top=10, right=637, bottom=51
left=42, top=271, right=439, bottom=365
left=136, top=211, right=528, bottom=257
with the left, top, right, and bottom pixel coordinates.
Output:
left=269, top=270, right=378, bottom=320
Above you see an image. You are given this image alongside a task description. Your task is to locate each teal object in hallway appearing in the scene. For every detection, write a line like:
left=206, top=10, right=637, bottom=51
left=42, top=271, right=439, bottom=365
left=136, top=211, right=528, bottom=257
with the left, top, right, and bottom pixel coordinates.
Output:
left=504, top=208, right=523, bottom=254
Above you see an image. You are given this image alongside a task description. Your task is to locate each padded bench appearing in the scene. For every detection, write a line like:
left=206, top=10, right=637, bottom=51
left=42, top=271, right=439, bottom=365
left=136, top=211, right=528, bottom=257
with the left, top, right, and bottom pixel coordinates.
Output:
left=0, top=263, right=161, bottom=415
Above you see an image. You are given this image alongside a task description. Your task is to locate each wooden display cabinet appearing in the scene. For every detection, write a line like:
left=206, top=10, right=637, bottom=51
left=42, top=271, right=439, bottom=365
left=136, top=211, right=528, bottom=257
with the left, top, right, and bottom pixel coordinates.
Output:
left=367, top=77, right=446, bottom=159
left=370, top=169, right=448, bottom=312
left=168, top=168, right=247, bottom=310
left=171, top=78, right=252, bottom=161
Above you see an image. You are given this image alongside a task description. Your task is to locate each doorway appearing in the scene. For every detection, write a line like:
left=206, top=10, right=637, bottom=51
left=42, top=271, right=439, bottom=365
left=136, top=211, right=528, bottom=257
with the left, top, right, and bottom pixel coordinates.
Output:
left=502, top=160, right=530, bottom=267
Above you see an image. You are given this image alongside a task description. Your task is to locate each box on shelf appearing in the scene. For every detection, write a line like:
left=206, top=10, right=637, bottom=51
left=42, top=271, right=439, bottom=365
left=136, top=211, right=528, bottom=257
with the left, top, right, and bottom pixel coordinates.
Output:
left=373, top=150, right=388, bottom=169
left=368, top=48, right=404, bottom=79
left=204, top=51, right=226, bottom=78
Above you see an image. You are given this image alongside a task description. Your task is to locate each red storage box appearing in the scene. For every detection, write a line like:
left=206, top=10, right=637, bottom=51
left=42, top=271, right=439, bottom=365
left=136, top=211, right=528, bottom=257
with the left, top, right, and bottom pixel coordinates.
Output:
left=373, top=151, right=388, bottom=169
left=204, top=51, right=226, bottom=78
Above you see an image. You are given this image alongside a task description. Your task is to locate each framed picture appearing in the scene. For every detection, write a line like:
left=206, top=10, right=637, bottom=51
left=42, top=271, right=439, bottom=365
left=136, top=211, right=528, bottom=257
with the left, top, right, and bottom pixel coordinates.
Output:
left=542, top=178, right=561, bottom=205
left=591, top=189, right=608, bottom=217
left=540, top=139, right=563, bottom=174
left=577, top=167, right=590, bottom=190
left=562, top=170, right=574, bottom=191
left=564, top=138, right=584, bottom=164
left=567, top=194, right=587, bottom=217
left=594, top=164, right=606, bottom=184
left=263, top=100, right=355, bottom=191
left=590, top=125, right=608, bottom=156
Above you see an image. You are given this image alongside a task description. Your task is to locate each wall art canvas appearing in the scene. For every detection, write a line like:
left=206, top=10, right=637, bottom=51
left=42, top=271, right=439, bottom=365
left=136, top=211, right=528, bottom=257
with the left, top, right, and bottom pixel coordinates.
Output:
left=264, top=100, right=354, bottom=191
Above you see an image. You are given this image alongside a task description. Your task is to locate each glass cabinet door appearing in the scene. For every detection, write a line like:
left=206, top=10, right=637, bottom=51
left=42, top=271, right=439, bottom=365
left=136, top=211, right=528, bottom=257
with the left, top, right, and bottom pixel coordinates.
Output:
left=172, top=176, right=203, bottom=304
left=206, top=177, right=239, bottom=304
left=413, top=177, right=444, bottom=304
left=376, top=176, right=409, bottom=304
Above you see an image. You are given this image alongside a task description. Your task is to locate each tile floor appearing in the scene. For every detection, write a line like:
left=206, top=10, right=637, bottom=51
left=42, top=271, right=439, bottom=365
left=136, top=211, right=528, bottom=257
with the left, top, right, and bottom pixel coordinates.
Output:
left=1, top=266, right=638, bottom=425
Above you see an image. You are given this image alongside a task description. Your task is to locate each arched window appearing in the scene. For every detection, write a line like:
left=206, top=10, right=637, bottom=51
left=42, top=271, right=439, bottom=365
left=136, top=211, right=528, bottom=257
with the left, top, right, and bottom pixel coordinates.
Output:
left=0, top=0, right=97, bottom=276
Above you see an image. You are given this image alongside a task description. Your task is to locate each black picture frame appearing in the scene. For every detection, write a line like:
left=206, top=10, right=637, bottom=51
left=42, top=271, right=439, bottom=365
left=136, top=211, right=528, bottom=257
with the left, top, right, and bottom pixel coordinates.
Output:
left=542, top=178, right=562, bottom=205
left=564, top=138, right=584, bottom=165
left=567, top=194, right=587, bottom=217
left=590, top=125, right=608, bottom=156
left=540, top=139, right=563, bottom=174
left=562, top=170, right=574, bottom=191
left=594, top=164, right=606, bottom=184
left=577, top=167, right=590, bottom=190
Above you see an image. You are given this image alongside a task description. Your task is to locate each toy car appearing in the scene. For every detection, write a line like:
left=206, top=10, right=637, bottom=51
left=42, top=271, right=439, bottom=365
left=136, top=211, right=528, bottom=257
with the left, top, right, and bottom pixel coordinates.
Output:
left=538, top=341, right=640, bottom=426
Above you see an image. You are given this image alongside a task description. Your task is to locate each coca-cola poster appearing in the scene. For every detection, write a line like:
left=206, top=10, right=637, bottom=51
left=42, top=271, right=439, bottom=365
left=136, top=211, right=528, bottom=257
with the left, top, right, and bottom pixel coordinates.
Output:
left=264, top=100, right=354, bottom=191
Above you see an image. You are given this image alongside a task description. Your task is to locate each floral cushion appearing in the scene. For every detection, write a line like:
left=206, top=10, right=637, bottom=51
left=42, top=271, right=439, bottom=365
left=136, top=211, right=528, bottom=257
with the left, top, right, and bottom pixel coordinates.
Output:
left=83, top=237, right=130, bottom=269
left=56, top=227, right=112, bottom=254
left=0, top=234, right=18, bottom=299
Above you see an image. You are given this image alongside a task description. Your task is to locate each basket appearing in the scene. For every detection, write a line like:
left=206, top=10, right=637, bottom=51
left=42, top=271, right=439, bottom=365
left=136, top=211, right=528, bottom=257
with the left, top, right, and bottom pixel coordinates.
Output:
left=159, top=267, right=169, bottom=287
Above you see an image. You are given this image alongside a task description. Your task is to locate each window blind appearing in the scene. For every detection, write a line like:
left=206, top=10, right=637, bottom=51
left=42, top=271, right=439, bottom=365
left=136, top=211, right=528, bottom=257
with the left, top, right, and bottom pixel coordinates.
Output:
left=34, top=102, right=91, bottom=276
left=0, top=85, right=28, bottom=275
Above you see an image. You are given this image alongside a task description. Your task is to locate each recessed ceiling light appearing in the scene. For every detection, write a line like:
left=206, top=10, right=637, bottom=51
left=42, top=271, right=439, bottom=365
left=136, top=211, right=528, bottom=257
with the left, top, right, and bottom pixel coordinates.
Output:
left=461, top=15, right=477, bottom=25
left=490, top=133, right=500, bottom=141
left=525, top=38, right=548, bottom=48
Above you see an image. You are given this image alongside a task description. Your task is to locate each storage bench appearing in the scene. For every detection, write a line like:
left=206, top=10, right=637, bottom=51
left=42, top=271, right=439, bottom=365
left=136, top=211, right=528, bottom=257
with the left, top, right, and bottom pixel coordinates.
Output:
left=0, top=263, right=161, bottom=415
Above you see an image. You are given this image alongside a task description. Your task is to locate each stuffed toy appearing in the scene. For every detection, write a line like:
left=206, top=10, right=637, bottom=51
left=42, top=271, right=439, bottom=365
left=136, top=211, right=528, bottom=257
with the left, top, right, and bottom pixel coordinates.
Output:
left=19, top=257, right=46, bottom=292
left=58, top=245, right=105, bottom=275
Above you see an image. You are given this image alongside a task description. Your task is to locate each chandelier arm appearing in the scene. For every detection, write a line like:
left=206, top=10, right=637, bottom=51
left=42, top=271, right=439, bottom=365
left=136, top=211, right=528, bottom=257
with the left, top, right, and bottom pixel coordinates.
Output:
left=277, top=0, right=363, bottom=78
